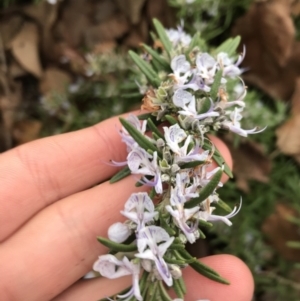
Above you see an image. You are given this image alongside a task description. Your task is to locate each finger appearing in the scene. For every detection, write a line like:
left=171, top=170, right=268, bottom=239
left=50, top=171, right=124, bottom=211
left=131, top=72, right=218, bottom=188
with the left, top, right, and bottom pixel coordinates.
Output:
left=183, top=255, right=254, bottom=301
left=51, top=255, right=253, bottom=301
left=0, top=176, right=147, bottom=301
left=0, top=139, right=232, bottom=301
left=0, top=112, right=137, bottom=241
left=208, top=135, right=233, bottom=183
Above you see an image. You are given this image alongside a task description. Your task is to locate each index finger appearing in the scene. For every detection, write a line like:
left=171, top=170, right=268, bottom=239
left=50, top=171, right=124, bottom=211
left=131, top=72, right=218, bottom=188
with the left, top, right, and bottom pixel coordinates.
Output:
left=0, top=112, right=134, bottom=241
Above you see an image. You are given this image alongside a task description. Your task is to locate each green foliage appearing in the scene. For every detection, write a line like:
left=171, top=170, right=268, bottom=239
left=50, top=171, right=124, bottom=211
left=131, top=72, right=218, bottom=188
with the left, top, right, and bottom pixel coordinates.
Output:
left=168, top=0, right=253, bottom=40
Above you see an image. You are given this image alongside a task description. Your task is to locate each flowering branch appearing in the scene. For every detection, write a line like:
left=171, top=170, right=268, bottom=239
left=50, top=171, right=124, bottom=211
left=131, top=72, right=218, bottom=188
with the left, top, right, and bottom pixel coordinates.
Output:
left=93, top=19, right=262, bottom=301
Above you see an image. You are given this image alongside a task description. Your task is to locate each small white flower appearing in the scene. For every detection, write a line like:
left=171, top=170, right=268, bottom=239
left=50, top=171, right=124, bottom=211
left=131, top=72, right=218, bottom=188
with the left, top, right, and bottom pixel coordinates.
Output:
left=121, top=192, right=158, bottom=231
left=173, top=90, right=219, bottom=120
left=93, top=255, right=142, bottom=301
left=127, top=148, right=163, bottom=194
left=163, top=124, right=187, bottom=153
left=195, top=198, right=242, bottom=226
left=136, top=226, right=174, bottom=286
left=108, top=222, right=131, bottom=243
left=166, top=174, right=199, bottom=243
left=166, top=25, right=192, bottom=48
left=170, top=55, right=192, bottom=89
left=222, top=107, right=264, bottom=137
left=196, top=53, right=217, bottom=85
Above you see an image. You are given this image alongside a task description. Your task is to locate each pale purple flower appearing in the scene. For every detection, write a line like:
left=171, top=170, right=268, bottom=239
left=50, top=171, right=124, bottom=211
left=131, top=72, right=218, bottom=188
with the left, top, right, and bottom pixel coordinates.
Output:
left=170, top=55, right=192, bottom=89
left=163, top=124, right=187, bottom=153
left=166, top=180, right=199, bottom=243
left=218, top=46, right=246, bottom=79
left=163, top=124, right=210, bottom=164
left=222, top=107, right=264, bottom=137
left=121, top=192, right=158, bottom=231
left=195, top=198, right=242, bottom=226
left=108, top=222, right=131, bottom=243
left=196, top=53, right=217, bottom=85
left=173, top=89, right=219, bottom=120
left=166, top=24, right=192, bottom=48
left=193, top=166, right=223, bottom=188
left=135, top=226, right=174, bottom=286
left=93, top=255, right=142, bottom=301
left=127, top=147, right=163, bottom=194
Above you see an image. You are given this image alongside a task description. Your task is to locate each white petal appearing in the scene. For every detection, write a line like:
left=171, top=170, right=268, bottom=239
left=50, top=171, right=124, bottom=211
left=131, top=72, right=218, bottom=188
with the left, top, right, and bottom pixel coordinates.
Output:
left=173, top=89, right=194, bottom=108
left=108, top=222, right=131, bottom=243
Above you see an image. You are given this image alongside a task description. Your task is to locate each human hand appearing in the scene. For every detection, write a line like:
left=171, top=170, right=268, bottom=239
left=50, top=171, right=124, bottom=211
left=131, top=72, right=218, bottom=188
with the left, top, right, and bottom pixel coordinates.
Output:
left=0, top=112, right=254, bottom=301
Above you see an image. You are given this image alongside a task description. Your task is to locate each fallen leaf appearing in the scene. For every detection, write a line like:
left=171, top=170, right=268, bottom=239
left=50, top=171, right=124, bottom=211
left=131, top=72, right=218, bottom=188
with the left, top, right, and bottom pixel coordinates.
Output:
left=224, top=136, right=271, bottom=192
left=0, top=14, right=23, bottom=49
left=39, top=67, right=71, bottom=95
left=116, top=0, right=147, bottom=24
left=85, top=13, right=130, bottom=47
left=13, top=119, right=42, bottom=145
left=262, top=203, right=300, bottom=261
left=232, top=1, right=298, bottom=100
left=10, top=22, right=43, bottom=78
left=276, top=77, right=300, bottom=162
left=23, top=1, right=59, bottom=61
left=0, top=75, right=21, bottom=150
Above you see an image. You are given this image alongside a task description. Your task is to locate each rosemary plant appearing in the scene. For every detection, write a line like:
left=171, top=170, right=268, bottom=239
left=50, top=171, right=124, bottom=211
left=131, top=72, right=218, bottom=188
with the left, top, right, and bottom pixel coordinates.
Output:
left=93, top=19, right=261, bottom=301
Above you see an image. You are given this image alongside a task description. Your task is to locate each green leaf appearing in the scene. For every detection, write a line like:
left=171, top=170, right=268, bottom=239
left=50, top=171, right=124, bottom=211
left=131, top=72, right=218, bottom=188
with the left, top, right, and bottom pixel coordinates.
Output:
left=138, top=113, right=153, bottom=120
left=128, top=50, right=160, bottom=87
left=119, top=117, right=161, bottom=157
left=160, top=215, right=176, bottom=236
left=198, top=219, right=213, bottom=228
left=186, top=32, right=201, bottom=52
left=159, top=280, right=173, bottom=301
left=147, top=118, right=164, bottom=139
left=153, top=18, right=172, bottom=56
left=179, top=249, right=230, bottom=285
left=173, top=279, right=184, bottom=299
left=164, top=114, right=177, bottom=125
left=210, top=69, right=223, bottom=100
left=216, top=199, right=232, bottom=213
left=110, top=166, right=131, bottom=183
left=163, top=257, right=186, bottom=265
left=97, top=236, right=137, bottom=252
left=177, top=277, right=186, bottom=295
left=213, top=152, right=232, bottom=178
left=215, top=36, right=241, bottom=57
left=142, top=44, right=170, bottom=69
left=203, top=140, right=233, bottom=178
left=287, top=241, right=300, bottom=249
left=179, top=160, right=206, bottom=169
left=184, top=168, right=223, bottom=208
left=168, top=243, right=186, bottom=250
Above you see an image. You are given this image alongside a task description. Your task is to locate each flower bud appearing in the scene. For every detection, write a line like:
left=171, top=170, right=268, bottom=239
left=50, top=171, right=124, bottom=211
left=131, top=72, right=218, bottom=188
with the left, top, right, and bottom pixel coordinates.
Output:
left=108, top=222, right=131, bottom=243
left=169, top=264, right=182, bottom=279
left=141, top=259, right=152, bottom=272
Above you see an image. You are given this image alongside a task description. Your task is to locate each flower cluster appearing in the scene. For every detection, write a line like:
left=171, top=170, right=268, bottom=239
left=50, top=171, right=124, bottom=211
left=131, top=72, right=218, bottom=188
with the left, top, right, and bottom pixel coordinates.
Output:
left=93, top=19, right=261, bottom=301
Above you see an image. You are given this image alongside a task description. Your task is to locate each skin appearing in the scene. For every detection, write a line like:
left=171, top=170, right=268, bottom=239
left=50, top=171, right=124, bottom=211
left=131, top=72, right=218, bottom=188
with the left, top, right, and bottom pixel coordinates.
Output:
left=0, top=111, right=254, bottom=301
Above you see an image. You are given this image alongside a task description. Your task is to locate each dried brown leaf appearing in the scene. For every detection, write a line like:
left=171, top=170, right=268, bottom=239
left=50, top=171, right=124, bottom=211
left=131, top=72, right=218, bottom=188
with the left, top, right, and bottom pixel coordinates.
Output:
left=85, top=14, right=130, bottom=47
left=13, top=119, right=42, bottom=145
left=39, top=68, right=71, bottom=95
left=10, top=22, right=43, bottom=78
left=262, top=3, right=295, bottom=66
left=116, top=0, right=147, bottom=24
left=0, top=15, right=23, bottom=49
left=0, top=76, right=21, bottom=150
left=262, top=203, right=300, bottom=261
left=232, top=1, right=298, bottom=100
left=276, top=78, right=300, bottom=161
